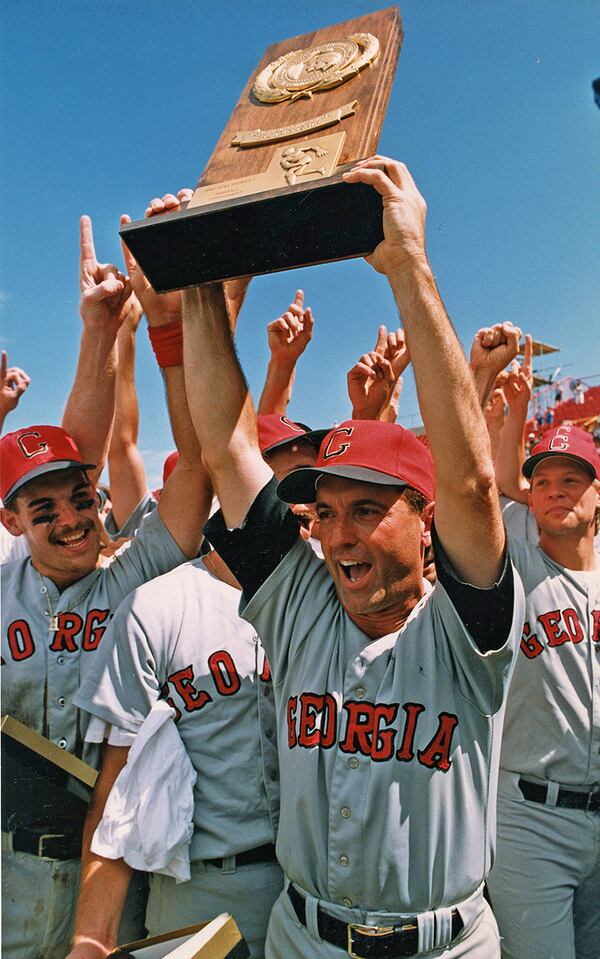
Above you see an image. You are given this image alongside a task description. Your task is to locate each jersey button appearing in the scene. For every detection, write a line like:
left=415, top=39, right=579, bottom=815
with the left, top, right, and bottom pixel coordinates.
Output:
left=340, top=807, right=351, bottom=819
left=270, top=771, right=278, bottom=782
left=56, top=656, right=65, bottom=666
left=340, top=855, right=349, bottom=866
left=263, top=686, right=271, bottom=697
left=265, top=728, right=274, bottom=740
left=356, top=687, right=366, bottom=699
left=57, top=738, right=67, bottom=749
left=348, top=757, right=359, bottom=769
left=57, top=697, right=67, bottom=708
left=343, top=898, right=353, bottom=907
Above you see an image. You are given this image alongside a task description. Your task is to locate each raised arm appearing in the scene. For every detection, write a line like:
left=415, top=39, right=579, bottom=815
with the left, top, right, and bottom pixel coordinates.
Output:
left=62, top=216, right=131, bottom=486
left=183, top=283, right=272, bottom=529
left=120, top=211, right=212, bottom=558
left=257, top=289, right=314, bottom=415
left=343, top=157, right=506, bottom=587
left=0, top=350, right=31, bottom=433
left=379, top=327, right=409, bottom=422
left=107, top=293, right=148, bottom=530
left=495, top=335, right=534, bottom=503
left=483, top=373, right=508, bottom=465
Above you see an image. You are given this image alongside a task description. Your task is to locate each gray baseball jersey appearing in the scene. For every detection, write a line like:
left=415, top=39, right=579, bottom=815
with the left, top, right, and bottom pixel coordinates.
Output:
left=1, top=509, right=187, bottom=777
left=486, top=536, right=600, bottom=959
left=501, top=534, right=600, bottom=784
left=104, top=490, right=157, bottom=539
left=238, top=536, right=523, bottom=914
left=74, top=558, right=279, bottom=859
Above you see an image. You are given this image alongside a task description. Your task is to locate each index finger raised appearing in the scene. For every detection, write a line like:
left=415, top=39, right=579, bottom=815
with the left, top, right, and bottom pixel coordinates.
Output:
left=79, top=215, right=97, bottom=269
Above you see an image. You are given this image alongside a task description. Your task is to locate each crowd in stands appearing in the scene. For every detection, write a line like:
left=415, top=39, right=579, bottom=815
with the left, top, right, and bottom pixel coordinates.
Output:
left=1, top=158, right=598, bottom=959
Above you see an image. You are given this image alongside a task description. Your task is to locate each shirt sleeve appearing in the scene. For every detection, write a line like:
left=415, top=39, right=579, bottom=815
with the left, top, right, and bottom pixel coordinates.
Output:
left=84, top=716, right=136, bottom=746
left=432, top=524, right=515, bottom=653
left=203, top=476, right=300, bottom=601
left=103, top=491, right=157, bottom=539
left=74, top=587, right=168, bottom=732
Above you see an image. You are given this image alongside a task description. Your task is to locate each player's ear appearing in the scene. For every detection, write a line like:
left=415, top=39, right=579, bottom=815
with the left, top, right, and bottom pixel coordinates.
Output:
left=1, top=506, right=24, bottom=537
left=420, top=501, right=434, bottom=546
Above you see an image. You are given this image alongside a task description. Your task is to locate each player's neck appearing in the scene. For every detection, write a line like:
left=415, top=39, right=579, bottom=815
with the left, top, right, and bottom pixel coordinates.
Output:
left=538, top=528, right=599, bottom=571
left=203, top=549, right=242, bottom=590
left=31, top=559, right=90, bottom=593
left=347, top=584, right=425, bottom=641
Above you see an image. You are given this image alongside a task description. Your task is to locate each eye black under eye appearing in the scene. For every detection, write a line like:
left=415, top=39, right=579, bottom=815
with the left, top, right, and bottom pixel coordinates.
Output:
left=32, top=512, right=57, bottom=526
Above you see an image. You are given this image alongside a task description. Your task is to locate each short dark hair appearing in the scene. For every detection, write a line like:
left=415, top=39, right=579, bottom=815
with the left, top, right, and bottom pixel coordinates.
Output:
left=400, top=486, right=430, bottom=516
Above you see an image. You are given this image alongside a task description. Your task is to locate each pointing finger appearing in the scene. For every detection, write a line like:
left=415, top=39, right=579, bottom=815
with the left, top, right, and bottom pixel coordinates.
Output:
left=374, top=325, right=388, bottom=354
left=79, top=215, right=97, bottom=270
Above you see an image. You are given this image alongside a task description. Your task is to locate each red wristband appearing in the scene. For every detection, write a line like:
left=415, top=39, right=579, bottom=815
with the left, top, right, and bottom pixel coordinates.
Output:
left=148, top=319, right=183, bottom=368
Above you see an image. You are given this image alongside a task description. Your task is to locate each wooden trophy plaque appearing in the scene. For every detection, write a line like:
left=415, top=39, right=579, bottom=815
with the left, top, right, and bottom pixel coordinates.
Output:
left=120, top=6, right=403, bottom=291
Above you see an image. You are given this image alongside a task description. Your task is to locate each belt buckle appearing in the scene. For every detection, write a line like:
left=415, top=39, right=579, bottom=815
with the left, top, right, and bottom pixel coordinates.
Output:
left=586, top=787, right=600, bottom=813
left=37, top=833, right=62, bottom=861
left=347, top=922, right=397, bottom=959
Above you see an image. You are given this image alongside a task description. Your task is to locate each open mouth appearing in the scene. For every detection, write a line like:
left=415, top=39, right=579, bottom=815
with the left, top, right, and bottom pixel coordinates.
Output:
left=339, top=560, right=371, bottom=584
left=52, top=528, right=90, bottom=549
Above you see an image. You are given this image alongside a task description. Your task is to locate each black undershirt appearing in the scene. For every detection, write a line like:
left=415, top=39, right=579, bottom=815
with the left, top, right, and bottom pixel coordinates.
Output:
left=204, top=476, right=514, bottom=653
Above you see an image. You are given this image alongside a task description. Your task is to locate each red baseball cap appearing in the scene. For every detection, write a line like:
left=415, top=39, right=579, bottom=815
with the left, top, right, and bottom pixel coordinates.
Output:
left=162, top=450, right=180, bottom=485
left=257, top=415, right=313, bottom=455
left=277, top=420, right=435, bottom=504
left=1, top=426, right=96, bottom=504
left=523, top=425, right=599, bottom=480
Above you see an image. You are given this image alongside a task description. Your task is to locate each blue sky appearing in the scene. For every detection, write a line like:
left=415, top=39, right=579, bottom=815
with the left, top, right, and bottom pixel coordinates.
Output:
left=2, top=0, right=599, bottom=486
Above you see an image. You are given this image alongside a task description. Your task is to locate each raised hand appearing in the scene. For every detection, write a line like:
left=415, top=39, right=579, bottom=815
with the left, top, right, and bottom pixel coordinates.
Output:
left=267, top=290, right=314, bottom=363
left=469, top=321, right=522, bottom=407
left=384, top=326, right=410, bottom=380
left=136, top=189, right=249, bottom=328
left=0, top=350, right=31, bottom=416
left=470, top=322, right=522, bottom=379
left=79, top=216, right=130, bottom=331
left=347, top=330, right=396, bottom=420
left=504, top=333, right=534, bottom=413
left=120, top=213, right=182, bottom=328
left=342, top=156, right=428, bottom=278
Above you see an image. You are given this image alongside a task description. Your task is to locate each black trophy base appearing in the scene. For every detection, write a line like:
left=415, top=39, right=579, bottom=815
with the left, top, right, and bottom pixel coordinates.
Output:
left=120, top=163, right=384, bottom=292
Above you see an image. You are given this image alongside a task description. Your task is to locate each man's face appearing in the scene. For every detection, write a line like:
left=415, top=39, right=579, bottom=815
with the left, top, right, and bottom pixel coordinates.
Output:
left=528, top=457, right=599, bottom=538
left=3, top=469, right=102, bottom=588
left=315, top=476, right=425, bottom=625
left=266, top=440, right=318, bottom=537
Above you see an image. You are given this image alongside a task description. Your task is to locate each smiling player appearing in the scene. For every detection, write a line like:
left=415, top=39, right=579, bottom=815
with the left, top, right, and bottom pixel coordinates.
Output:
left=1, top=214, right=212, bottom=959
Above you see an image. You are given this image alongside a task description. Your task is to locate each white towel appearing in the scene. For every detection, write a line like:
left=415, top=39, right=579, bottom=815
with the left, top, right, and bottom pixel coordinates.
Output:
left=91, top=699, right=196, bottom=882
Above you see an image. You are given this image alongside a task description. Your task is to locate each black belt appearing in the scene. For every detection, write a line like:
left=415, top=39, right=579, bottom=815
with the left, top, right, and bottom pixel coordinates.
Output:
left=519, top=778, right=600, bottom=813
left=288, top=884, right=463, bottom=959
left=8, top=826, right=83, bottom=861
left=205, top=842, right=277, bottom=869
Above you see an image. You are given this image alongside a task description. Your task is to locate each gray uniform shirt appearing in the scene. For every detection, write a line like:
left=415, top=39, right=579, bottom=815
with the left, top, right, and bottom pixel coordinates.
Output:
left=240, top=537, right=524, bottom=914
left=501, top=534, right=600, bottom=785
left=1, top=509, right=186, bottom=771
left=75, top=559, right=279, bottom=861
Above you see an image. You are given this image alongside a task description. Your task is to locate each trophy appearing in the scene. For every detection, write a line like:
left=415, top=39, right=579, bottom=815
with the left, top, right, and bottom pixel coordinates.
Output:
left=120, top=6, right=403, bottom=292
